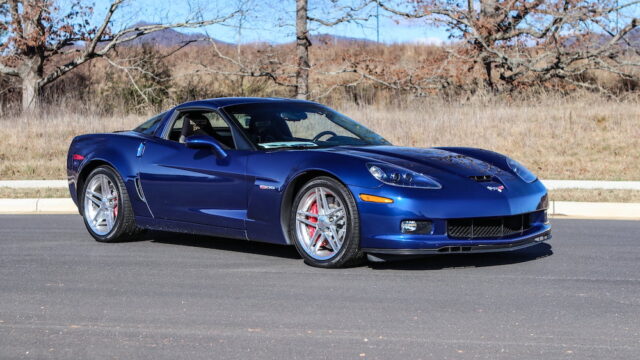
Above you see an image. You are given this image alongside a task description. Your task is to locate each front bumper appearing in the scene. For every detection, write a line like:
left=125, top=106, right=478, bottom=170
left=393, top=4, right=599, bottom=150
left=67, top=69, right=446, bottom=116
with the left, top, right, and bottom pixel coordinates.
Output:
left=348, top=181, right=551, bottom=252
left=363, top=229, right=551, bottom=255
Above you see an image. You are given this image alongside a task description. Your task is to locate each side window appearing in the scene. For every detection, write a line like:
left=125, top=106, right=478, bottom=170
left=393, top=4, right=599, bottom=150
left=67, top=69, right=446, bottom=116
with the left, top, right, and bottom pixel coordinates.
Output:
left=166, top=110, right=236, bottom=149
left=169, top=116, right=184, bottom=138
left=207, top=112, right=227, bottom=127
left=133, top=113, right=164, bottom=135
left=234, top=114, right=252, bottom=129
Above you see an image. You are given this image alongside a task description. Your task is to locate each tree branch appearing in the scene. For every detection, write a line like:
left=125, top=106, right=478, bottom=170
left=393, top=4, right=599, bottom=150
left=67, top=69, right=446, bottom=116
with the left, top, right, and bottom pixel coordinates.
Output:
left=85, top=0, right=124, bottom=56
left=38, top=1, right=238, bottom=88
left=0, top=62, right=19, bottom=76
left=307, top=0, right=375, bottom=26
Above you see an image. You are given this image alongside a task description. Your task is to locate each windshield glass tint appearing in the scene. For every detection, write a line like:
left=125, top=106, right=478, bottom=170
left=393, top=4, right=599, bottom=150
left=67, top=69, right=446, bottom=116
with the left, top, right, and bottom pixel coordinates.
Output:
left=223, top=102, right=390, bottom=149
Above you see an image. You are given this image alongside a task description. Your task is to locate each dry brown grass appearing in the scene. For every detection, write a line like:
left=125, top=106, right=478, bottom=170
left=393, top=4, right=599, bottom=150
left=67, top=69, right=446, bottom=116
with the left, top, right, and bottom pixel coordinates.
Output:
left=0, top=95, right=638, bottom=180
left=0, top=187, right=69, bottom=198
left=339, top=95, right=640, bottom=180
left=549, top=189, right=640, bottom=203
left=0, top=111, right=143, bottom=179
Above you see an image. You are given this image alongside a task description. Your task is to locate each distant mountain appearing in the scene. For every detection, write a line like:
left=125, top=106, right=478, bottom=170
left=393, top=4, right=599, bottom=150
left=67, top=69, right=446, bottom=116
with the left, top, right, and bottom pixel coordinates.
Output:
left=562, top=27, right=640, bottom=48
left=625, top=27, right=640, bottom=47
left=121, top=22, right=227, bottom=47
left=118, top=23, right=381, bottom=48
left=310, top=34, right=377, bottom=46
left=120, top=22, right=640, bottom=49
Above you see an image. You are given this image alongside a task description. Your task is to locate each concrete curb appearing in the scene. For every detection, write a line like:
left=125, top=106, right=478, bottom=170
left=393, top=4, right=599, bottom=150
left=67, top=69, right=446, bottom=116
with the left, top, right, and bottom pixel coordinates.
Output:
left=549, top=201, right=640, bottom=220
left=0, top=198, right=78, bottom=214
left=542, top=180, right=640, bottom=190
left=0, top=198, right=638, bottom=220
left=0, top=180, right=68, bottom=188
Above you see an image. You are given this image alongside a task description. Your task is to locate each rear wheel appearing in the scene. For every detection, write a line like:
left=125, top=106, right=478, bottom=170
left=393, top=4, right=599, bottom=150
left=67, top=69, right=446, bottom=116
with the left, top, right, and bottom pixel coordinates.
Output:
left=80, top=166, right=141, bottom=242
left=290, top=177, right=364, bottom=268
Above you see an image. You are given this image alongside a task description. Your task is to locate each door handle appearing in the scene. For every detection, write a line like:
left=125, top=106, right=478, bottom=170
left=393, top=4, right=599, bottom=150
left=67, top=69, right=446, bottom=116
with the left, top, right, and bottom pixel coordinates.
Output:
left=136, top=142, right=146, bottom=157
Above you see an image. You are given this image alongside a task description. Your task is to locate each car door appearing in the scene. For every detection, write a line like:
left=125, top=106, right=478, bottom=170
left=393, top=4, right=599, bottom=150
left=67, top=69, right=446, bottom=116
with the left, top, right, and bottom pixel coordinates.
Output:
left=137, top=109, right=250, bottom=230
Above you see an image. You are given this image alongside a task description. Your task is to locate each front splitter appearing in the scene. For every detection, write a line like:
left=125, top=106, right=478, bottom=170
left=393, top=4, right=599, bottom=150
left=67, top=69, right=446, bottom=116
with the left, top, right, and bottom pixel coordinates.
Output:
left=362, top=230, right=551, bottom=256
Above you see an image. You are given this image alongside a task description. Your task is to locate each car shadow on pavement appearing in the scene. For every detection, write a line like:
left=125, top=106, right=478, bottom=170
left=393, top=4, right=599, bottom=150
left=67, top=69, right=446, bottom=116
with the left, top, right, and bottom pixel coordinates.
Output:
left=367, top=243, right=553, bottom=270
left=138, top=231, right=552, bottom=268
left=145, top=231, right=302, bottom=260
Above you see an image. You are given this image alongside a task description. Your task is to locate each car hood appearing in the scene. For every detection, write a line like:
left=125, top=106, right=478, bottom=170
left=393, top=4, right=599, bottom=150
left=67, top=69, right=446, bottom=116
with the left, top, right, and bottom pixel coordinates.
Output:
left=334, top=146, right=505, bottom=174
left=326, top=145, right=519, bottom=186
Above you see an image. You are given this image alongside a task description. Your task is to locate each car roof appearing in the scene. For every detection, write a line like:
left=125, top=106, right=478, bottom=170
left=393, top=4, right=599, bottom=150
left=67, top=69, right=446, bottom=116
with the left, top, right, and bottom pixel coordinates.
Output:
left=175, top=97, right=320, bottom=110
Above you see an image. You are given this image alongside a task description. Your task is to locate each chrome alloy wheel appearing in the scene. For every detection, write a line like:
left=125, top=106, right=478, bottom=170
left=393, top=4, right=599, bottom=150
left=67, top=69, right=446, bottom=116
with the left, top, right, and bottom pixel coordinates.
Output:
left=83, top=174, right=119, bottom=236
left=295, top=186, right=347, bottom=260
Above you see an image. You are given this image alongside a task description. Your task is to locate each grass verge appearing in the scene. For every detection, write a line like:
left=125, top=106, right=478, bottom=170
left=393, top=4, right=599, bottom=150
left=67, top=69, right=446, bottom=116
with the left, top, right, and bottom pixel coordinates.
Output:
left=549, top=189, right=640, bottom=203
left=0, top=96, right=638, bottom=180
left=0, top=188, right=70, bottom=199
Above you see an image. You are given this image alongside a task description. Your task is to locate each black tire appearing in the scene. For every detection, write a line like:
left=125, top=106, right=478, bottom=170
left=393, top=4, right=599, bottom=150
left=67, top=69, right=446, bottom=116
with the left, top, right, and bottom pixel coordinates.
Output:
left=80, top=166, right=142, bottom=243
left=289, top=176, right=365, bottom=268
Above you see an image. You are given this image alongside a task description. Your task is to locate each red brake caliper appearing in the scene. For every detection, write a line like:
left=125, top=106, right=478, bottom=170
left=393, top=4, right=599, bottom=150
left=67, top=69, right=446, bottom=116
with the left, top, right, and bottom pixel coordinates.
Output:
left=307, top=201, right=329, bottom=248
left=307, top=201, right=318, bottom=240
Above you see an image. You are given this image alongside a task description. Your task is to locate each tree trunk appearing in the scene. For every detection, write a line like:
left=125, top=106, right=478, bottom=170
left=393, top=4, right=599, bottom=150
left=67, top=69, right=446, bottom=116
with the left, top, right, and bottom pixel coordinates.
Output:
left=295, top=0, right=310, bottom=100
left=21, top=73, right=41, bottom=113
left=482, top=57, right=495, bottom=91
left=19, top=55, right=44, bottom=113
left=479, top=0, right=498, bottom=92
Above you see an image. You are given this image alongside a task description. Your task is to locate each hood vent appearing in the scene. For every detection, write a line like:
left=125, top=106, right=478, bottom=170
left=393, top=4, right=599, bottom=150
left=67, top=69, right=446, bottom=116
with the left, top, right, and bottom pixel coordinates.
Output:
left=469, top=175, right=493, bottom=182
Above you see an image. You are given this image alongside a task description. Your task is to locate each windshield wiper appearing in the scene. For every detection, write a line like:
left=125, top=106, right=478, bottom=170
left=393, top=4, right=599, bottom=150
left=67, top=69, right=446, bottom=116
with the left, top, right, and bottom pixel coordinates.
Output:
left=259, top=141, right=318, bottom=149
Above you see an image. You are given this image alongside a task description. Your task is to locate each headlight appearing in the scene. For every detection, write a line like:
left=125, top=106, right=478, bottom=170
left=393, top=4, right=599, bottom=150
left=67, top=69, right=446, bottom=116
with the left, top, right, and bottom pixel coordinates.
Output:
left=506, top=158, right=537, bottom=183
left=367, top=163, right=441, bottom=189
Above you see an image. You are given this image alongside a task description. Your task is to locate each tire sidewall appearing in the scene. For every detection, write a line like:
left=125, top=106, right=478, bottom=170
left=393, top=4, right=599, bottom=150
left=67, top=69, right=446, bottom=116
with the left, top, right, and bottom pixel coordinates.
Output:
left=80, top=166, right=126, bottom=242
left=289, top=177, right=360, bottom=268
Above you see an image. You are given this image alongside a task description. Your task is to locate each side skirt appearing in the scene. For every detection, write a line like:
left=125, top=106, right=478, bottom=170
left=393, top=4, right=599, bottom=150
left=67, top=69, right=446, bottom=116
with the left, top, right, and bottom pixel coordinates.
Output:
left=135, top=216, right=248, bottom=241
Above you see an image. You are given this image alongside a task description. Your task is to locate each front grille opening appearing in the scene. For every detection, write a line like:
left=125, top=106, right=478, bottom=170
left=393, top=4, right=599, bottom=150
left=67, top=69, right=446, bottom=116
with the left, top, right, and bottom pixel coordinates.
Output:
left=447, top=213, right=533, bottom=239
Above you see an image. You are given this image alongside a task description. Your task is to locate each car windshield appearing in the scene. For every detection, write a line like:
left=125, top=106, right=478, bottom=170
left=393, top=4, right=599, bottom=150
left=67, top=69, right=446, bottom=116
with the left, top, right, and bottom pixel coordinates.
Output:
left=223, top=102, right=390, bottom=149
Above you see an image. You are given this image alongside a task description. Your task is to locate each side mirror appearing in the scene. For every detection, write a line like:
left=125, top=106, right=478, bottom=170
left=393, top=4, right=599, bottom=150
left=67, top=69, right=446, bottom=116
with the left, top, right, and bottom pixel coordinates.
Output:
left=185, top=135, right=228, bottom=159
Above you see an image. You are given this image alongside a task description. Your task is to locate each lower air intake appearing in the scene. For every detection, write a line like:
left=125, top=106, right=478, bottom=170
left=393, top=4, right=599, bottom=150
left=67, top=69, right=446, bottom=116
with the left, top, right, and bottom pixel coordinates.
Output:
left=447, top=213, right=533, bottom=239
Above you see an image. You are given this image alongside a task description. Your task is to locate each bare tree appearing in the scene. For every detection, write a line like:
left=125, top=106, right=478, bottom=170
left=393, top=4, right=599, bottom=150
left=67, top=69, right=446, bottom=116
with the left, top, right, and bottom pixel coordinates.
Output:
left=189, top=0, right=298, bottom=97
left=295, top=0, right=311, bottom=99
left=379, top=0, right=640, bottom=92
left=295, top=0, right=376, bottom=99
left=0, top=0, right=237, bottom=112
left=185, top=0, right=376, bottom=100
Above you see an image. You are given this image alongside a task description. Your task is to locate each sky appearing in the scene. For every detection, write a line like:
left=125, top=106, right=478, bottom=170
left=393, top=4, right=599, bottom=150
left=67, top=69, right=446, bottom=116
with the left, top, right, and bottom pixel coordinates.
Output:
left=84, top=0, right=640, bottom=45
left=87, top=0, right=450, bottom=45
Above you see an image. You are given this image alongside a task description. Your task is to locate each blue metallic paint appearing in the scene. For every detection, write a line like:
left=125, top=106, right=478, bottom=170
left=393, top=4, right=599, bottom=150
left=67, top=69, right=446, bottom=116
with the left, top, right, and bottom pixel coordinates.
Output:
left=137, top=139, right=249, bottom=228
left=67, top=97, right=550, bottom=255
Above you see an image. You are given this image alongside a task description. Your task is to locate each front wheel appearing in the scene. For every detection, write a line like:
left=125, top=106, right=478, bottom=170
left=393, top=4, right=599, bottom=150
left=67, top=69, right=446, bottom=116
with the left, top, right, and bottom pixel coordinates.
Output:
left=289, top=176, right=364, bottom=268
left=80, top=166, right=141, bottom=242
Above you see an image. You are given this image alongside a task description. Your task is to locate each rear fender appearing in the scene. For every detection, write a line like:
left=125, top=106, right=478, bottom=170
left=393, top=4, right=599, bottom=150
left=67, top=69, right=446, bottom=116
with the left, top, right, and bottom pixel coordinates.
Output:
left=69, top=133, right=151, bottom=218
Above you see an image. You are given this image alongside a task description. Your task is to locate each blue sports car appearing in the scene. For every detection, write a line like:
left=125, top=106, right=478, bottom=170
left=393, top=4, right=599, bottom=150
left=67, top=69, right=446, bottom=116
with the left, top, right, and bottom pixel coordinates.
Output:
left=67, top=97, right=551, bottom=267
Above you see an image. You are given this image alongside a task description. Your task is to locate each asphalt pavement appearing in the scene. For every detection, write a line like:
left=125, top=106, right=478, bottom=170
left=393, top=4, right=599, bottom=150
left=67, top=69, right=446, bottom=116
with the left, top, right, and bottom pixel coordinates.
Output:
left=0, top=215, right=639, bottom=359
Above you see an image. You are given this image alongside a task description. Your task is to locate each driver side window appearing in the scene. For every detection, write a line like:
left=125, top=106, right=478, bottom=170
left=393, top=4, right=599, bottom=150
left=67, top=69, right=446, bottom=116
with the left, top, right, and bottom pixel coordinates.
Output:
left=167, top=111, right=236, bottom=149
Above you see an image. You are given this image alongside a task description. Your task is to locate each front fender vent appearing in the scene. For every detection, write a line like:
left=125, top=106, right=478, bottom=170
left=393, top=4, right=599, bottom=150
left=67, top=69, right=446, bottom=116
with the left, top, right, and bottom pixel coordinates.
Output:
left=134, top=176, right=146, bottom=202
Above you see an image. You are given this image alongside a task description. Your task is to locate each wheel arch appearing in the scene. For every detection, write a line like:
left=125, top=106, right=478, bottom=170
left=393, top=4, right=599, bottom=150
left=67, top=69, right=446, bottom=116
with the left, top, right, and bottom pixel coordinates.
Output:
left=279, top=169, right=350, bottom=245
left=76, top=159, right=121, bottom=211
